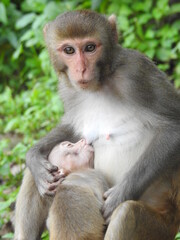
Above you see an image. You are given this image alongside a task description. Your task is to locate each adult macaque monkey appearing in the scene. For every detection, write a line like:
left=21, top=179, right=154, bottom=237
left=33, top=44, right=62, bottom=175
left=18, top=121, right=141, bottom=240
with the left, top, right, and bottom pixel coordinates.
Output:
left=15, top=10, right=180, bottom=240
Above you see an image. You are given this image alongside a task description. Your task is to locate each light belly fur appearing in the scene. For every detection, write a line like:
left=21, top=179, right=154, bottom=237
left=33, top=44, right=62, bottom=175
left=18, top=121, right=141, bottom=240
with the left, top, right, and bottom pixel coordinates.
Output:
left=67, top=91, right=155, bottom=186
left=93, top=127, right=154, bottom=186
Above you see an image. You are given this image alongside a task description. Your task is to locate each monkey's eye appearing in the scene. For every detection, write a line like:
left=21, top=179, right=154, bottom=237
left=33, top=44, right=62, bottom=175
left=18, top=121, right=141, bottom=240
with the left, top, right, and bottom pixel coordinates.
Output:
left=67, top=143, right=73, bottom=147
left=65, top=143, right=73, bottom=148
left=64, top=47, right=75, bottom=54
left=61, top=141, right=73, bottom=148
left=84, top=44, right=96, bottom=53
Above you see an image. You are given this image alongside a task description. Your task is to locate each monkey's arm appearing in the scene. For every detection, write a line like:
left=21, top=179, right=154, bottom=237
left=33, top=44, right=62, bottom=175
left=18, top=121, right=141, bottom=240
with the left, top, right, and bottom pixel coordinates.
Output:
left=103, top=125, right=180, bottom=221
left=103, top=50, right=180, bottom=221
left=26, top=123, right=78, bottom=196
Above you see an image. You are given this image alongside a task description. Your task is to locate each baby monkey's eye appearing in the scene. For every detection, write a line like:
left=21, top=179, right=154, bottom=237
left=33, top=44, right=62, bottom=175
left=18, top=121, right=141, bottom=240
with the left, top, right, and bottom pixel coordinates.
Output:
left=61, top=141, right=73, bottom=148
left=67, top=143, right=73, bottom=147
left=84, top=44, right=96, bottom=52
left=64, top=46, right=75, bottom=54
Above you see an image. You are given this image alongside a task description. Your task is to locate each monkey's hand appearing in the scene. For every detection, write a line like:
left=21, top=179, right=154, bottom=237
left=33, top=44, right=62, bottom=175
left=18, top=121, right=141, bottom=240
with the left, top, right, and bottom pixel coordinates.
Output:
left=30, top=159, right=65, bottom=197
left=102, top=183, right=129, bottom=224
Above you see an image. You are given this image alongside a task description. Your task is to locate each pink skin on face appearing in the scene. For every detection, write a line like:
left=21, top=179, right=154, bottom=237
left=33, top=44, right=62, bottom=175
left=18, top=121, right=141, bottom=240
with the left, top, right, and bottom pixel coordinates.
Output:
left=57, top=38, right=102, bottom=89
left=48, top=139, right=94, bottom=175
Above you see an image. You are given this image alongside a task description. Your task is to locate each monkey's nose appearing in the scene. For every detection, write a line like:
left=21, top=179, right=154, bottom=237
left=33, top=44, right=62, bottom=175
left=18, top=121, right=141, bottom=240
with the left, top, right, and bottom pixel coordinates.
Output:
left=78, top=139, right=86, bottom=147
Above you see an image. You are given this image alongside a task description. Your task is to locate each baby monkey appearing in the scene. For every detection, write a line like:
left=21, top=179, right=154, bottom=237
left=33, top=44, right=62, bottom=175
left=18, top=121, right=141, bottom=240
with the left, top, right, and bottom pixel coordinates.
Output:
left=48, top=138, right=94, bottom=175
left=14, top=140, right=108, bottom=240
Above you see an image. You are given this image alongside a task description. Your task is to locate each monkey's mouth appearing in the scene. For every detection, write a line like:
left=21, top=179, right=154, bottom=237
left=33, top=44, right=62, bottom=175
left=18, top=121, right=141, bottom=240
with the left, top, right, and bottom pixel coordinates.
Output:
left=78, top=80, right=90, bottom=88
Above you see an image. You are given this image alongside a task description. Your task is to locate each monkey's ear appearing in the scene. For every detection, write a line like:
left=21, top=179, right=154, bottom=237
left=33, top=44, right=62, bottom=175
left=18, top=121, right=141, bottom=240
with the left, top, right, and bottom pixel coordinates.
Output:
left=43, top=23, right=50, bottom=36
left=108, top=14, right=118, bottom=43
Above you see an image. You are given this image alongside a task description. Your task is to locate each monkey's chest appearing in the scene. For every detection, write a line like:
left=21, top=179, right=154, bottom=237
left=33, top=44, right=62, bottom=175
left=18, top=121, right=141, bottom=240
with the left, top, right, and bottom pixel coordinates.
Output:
left=70, top=92, right=153, bottom=185
left=91, top=119, right=153, bottom=186
left=93, top=131, right=150, bottom=186
left=81, top=114, right=152, bottom=186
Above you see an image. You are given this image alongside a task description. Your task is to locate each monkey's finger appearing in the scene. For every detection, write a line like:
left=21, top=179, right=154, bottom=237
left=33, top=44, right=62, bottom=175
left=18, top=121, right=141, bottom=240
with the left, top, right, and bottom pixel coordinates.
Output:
left=101, top=208, right=110, bottom=222
left=101, top=203, right=106, bottom=216
left=48, top=178, right=65, bottom=191
left=103, top=188, right=113, bottom=199
left=45, top=190, right=56, bottom=197
left=52, top=169, right=66, bottom=177
left=101, top=199, right=113, bottom=221
left=103, top=193, right=107, bottom=200
left=47, top=171, right=65, bottom=183
left=45, top=184, right=57, bottom=196
left=48, top=184, right=58, bottom=191
left=102, top=208, right=111, bottom=223
left=45, top=161, right=58, bottom=173
left=53, top=174, right=65, bottom=182
left=38, top=179, right=55, bottom=197
left=49, top=165, right=58, bottom=172
left=52, top=171, right=58, bottom=176
left=46, top=173, right=57, bottom=183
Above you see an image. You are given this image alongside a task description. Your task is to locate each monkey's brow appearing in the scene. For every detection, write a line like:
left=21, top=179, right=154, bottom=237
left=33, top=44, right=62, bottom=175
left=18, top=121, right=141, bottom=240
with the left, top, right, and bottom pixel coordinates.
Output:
left=56, top=38, right=102, bottom=47
left=57, top=43, right=72, bottom=51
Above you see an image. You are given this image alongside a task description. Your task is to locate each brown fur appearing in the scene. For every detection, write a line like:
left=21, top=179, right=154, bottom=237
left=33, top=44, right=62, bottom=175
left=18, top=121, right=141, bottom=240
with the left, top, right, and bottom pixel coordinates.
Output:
left=48, top=169, right=108, bottom=240
left=105, top=168, right=180, bottom=240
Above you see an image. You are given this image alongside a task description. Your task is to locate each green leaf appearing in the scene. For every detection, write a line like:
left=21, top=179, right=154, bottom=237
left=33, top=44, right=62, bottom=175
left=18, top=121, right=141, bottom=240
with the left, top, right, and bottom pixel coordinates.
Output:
left=21, top=0, right=47, bottom=13
left=138, top=13, right=152, bottom=24
left=91, top=0, right=103, bottom=10
left=44, top=2, right=62, bottom=20
left=123, top=34, right=135, bottom=47
left=6, top=31, right=18, bottom=48
left=175, top=232, right=180, bottom=240
left=156, top=48, right=171, bottom=62
left=0, top=162, right=10, bottom=176
left=145, top=29, right=155, bottom=39
left=4, top=118, right=19, bottom=132
left=41, top=231, right=49, bottom=240
left=2, top=233, right=14, bottom=239
left=25, top=38, right=38, bottom=47
left=133, top=1, right=152, bottom=12
left=119, top=5, right=132, bottom=16
left=0, top=198, right=14, bottom=212
left=12, top=44, right=23, bottom=60
left=169, top=3, right=180, bottom=14
left=156, top=48, right=171, bottom=61
left=152, top=8, right=162, bottom=20
left=145, top=49, right=155, bottom=59
left=175, top=79, right=180, bottom=88
left=20, top=30, right=34, bottom=42
left=16, top=13, right=36, bottom=29
left=0, top=3, right=7, bottom=24
left=32, top=15, right=46, bottom=29
left=117, top=15, right=129, bottom=31
left=172, top=20, right=180, bottom=31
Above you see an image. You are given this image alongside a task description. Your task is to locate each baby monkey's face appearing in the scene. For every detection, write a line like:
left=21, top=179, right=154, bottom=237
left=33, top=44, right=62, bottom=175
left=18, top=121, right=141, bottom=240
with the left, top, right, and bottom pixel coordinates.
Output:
left=48, top=139, right=94, bottom=174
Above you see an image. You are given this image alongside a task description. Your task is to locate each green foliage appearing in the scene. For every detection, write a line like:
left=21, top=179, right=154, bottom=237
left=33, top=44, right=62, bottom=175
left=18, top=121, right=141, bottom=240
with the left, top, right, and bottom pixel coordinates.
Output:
left=106, top=0, right=180, bottom=87
left=0, top=0, right=179, bottom=239
left=176, top=233, right=180, bottom=240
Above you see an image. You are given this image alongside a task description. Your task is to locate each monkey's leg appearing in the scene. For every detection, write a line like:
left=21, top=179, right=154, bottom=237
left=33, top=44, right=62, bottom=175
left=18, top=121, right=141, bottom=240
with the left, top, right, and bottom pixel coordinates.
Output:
left=48, top=184, right=105, bottom=240
left=104, top=200, right=176, bottom=240
left=14, top=169, right=51, bottom=240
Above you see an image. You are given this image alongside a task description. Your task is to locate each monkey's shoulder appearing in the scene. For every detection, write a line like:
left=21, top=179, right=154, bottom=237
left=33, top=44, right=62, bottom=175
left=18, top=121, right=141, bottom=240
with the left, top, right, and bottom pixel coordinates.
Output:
left=110, top=47, right=180, bottom=121
left=117, top=47, right=162, bottom=77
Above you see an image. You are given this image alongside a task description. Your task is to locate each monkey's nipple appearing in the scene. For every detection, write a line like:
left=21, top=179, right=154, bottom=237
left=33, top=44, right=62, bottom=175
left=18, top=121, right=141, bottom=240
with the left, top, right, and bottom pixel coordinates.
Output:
left=106, top=134, right=110, bottom=140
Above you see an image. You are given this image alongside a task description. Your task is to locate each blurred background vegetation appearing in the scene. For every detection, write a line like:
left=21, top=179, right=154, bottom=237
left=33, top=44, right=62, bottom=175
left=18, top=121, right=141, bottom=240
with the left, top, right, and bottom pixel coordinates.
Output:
left=0, top=0, right=180, bottom=239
